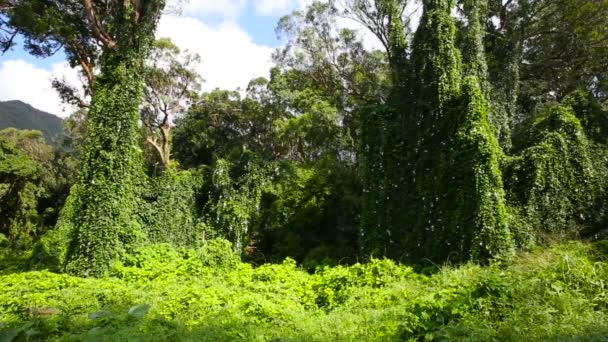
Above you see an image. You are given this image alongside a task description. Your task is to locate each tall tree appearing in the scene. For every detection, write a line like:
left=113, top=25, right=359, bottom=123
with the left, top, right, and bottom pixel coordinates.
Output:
left=275, top=1, right=392, bottom=141
left=0, top=129, right=52, bottom=240
left=361, top=0, right=513, bottom=262
left=2, top=0, right=167, bottom=276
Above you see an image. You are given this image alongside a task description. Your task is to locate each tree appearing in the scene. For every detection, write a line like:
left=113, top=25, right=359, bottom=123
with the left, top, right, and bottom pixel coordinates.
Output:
left=173, top=90, right=248, bottom=168
left=275, top=0, right=392, bottom=143
left=334, top=0, right=412, bottom=89
left=360, top=0, right=513, bottom=262
left=0, top=129, right=50, bottom=240
left=480, top=0, right=608, bottom=130
left=0, top=128, right=74, bottom=241
left=141, top=38, right=202, bottom=171
left=1, top=0, right=100, bottom=105
left=2, top=0, right=167, bottom=276
left=517, top=0, right=608, bottom=108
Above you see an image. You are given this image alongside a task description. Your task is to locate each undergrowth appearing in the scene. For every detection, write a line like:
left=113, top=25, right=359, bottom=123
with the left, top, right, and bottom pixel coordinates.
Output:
left=1, top=239, right=607, bottom=341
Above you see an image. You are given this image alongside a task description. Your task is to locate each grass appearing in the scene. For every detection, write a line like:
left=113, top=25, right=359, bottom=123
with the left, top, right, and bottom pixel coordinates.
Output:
left=0, top=240, right=607, bottom=341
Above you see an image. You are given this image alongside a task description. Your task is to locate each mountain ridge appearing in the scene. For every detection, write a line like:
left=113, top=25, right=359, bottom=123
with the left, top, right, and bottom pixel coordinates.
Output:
left=0, top=100, right=64, bottom=144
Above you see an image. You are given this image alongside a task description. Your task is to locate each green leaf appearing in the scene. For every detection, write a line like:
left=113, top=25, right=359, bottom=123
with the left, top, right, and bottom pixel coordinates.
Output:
left=0, top=328, right=21, bottom=342
left=128, top=304, right=151, bottom=319
left=88, top=311, right=113, bottom=320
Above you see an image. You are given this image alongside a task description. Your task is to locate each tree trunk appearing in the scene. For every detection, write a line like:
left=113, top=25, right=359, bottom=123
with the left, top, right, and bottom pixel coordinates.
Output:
left=63, top=46, right=148, bottom=276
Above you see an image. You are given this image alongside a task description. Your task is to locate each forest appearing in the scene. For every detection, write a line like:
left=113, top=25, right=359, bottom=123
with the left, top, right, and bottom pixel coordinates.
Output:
left=0, top=0, right=608, bottom=340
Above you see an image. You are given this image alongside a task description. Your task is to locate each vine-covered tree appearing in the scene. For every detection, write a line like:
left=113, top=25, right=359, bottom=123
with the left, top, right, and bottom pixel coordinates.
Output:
left=361, top=0, right=513, bottom=262
left=2, top=0, right=167, bottom=276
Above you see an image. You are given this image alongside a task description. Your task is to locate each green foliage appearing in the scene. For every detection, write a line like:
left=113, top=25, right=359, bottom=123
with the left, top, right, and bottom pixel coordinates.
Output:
left=200, top=155, right=272, bottom=252
left=564, top=90, right=608, bottom=145
left=411, top=0, right=462, bottom=108
left=172, top=90, right=251, bottom=168
left=255, top=158, right=361, bottom=266
left=61, top=55, right=149, bottom=277
left=1, top=242, right=607, bottom=341
left=56, top=0, right=167, bottom=277
left=138, top=169, right=203, bottom=247
left=141, top=38, right=202, bottom=170
left=28, top=189, right=82, bottom=272
left=111, top=239, right=240, bottom=281
left=517, top=0, right=608, bottom=109
left=0, top=129, right=62, bottom=242
left=169, top=71, right=363, bottom=263
left=504, top=100, right=607, bottom=241
left=3, top=0, right=607, bottom=291
left=361, top=0, right=513, bottom=263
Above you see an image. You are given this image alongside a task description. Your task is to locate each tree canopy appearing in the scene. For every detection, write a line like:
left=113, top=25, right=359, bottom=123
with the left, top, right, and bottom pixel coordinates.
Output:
left=1, top=0, right=607, bottom=275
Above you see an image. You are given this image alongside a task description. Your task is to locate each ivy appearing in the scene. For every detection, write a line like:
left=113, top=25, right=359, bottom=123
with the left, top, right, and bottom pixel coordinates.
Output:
left=59, top=1, right=166, bottom=277
left=361, top=0, right=513, bottom=263
left=137, top=169, right=203, bottom=248
left=201, top=153, right=272, bottom=252
left=504, top=99, right=607, bottom=242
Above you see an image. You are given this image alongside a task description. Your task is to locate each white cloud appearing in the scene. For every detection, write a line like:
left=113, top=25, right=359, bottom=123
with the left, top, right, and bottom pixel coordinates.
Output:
left=0, top=59, right=79, bottom=117
left=157, top=15, right=274, bottom=92
left=0, top=1, right=420, bottom=118
left=254, top=0, right=294, bottom=16
left=180, top=0, right=299, bottom=17
left=181, top=0, right=247, bottom=17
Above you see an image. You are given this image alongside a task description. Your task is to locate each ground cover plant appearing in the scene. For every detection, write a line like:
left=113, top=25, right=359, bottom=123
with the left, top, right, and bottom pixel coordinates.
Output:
left=1, top=239, right=608, bottom=341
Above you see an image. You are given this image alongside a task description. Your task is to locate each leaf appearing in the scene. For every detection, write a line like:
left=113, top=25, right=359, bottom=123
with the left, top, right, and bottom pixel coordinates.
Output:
left=0, top=328, right=20, bottom=342
left=88, top=311, right=113, bottom=320
left=128, top=304, right=151, bottom=319
left=25, top=329, right=41, bottom=337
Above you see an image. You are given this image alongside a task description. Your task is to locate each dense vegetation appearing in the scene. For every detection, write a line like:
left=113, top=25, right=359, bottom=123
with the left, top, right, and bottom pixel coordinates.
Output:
left=1, top=240, right=608, bottom=341
left=1, top=0, right=608, bottom=340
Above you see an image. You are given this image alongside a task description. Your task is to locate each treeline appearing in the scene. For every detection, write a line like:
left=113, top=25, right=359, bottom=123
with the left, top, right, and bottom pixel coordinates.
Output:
left=1, top=0, right=607, bottom=275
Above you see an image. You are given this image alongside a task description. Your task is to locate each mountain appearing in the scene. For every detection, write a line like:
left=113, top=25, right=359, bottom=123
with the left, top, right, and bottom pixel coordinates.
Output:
left=0, top=100, right=64, bottom=144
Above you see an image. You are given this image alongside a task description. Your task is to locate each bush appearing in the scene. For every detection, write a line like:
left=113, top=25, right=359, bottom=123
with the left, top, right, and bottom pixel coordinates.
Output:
left=1, top=241, right=607, bottom=341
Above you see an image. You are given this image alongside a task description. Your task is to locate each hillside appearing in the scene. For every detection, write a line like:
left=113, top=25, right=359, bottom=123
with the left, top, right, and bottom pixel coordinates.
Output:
left=0, top=100, right=63, bottom=144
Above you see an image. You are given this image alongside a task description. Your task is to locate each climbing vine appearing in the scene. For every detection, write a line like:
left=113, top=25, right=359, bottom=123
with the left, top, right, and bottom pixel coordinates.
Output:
left=361, top=0, right=513, bottom=263
left=504, top=96, right=608, bottom=243
left=201, top=154, right=273, bottom=252
left=138, top=169, right=203, bottom=247
left=60, top=1, right=166, bottom=276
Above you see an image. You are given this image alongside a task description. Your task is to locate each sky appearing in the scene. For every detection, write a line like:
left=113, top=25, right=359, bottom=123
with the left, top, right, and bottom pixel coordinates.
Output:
left=0, top=0, right=420, bottom=118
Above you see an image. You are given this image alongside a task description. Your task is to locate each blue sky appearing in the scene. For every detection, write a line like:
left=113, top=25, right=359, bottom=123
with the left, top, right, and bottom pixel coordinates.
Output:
left=1, top=3, right=284, bottom=67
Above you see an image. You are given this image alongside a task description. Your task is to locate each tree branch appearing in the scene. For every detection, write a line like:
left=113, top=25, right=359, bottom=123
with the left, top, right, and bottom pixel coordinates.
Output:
left=1, top=29, right=17, bottom=53
left=146, top=136, right=165, bottom=163
left=0, top=1, right=15, bottom=11
left=133, top=0, right=142, bottom=24
left=68, top=42, right=96, bottom=91
left=82, top=0, right=116, bottom=48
